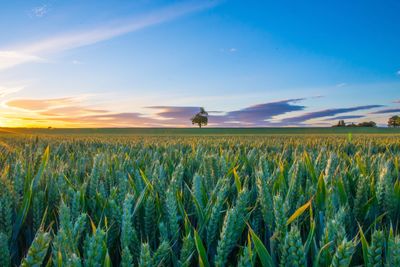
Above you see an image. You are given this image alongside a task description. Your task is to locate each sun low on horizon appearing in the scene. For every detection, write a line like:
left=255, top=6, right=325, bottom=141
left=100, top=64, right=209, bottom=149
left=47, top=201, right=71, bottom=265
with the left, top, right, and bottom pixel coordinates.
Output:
left=1, top=0, right=400, bottom=128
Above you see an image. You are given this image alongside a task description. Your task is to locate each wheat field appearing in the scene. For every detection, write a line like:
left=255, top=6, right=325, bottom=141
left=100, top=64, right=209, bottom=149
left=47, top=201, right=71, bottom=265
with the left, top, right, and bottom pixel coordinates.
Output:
left=0, top=134, right=399, bottom=266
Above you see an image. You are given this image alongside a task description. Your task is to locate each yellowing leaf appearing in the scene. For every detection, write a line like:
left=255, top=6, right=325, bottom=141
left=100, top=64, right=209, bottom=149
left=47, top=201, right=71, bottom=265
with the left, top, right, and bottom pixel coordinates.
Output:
left=89, top=217, right=97, bottom=234
left=233, top=166, right=242, bottom=192
left=287, top=199, right=312, bottom=225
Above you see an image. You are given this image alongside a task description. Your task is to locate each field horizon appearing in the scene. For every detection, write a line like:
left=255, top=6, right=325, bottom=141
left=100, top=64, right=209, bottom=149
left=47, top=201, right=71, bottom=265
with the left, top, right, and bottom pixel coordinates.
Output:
left=1, top=126, right=400, bottom=136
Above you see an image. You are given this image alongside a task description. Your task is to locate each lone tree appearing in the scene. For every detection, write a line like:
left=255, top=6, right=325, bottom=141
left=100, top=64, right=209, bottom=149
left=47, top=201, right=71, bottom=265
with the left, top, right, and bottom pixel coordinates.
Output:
left=191, top=107, right=208, bottom=128
left=388, top=115, right=400, bottom=127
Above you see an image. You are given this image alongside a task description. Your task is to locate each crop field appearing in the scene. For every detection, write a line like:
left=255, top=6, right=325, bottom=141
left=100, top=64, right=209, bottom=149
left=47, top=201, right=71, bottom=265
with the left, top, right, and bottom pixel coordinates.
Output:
left=0, top=133, right=400, bottom=266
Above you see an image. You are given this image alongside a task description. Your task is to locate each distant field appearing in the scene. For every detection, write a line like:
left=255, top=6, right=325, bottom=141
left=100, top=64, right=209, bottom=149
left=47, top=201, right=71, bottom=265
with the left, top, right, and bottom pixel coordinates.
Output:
left=1, top=127, right=400, bottom=136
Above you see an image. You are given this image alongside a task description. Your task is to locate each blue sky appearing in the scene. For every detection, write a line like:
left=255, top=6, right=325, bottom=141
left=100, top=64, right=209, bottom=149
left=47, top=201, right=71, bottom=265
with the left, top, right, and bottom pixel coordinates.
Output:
left=0, top=0, right=399, bottom=127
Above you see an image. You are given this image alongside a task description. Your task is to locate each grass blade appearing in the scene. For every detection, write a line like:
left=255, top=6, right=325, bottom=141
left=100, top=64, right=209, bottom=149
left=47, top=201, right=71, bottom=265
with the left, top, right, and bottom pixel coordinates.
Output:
left=194, top=229, right=210, bottom=267
left=249, top=226, right=273, bottom=267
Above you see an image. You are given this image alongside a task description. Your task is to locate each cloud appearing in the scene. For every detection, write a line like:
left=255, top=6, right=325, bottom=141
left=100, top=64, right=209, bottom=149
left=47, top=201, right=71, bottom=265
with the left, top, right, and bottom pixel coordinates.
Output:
left=6, top=97, right=79, bottom=111
left=147, top=106, right=200, bottom=121
left=219, top=98, right=305, bottom=125
left=1, top=96, right=385, bottom=128
left=220, top=47, right=238, bottom=54
left=4, top=97, right=189, bottom=127
left=322, top=115, right=365, bottom=121
left=371, top=108, right=400, bottom=114
left=43, top=112, right=156, bottom=127
left=0, top=1, right=218, bottom=71
left=336, top=83, right=347, bottom=88
left=0, top=51, right=44, bottom=70
left=31, top=5, right=49, bottom=18
left=39, top=106, right=109, bottom=117
left=0, top=85, right=24, bottom=98
left=148, top=99, right=306, bottom=126
left=5, top=112, right=156, bottom=128
left=279, top=105, right=383, bottom=125
left=72, top=60, right=83, bottom=65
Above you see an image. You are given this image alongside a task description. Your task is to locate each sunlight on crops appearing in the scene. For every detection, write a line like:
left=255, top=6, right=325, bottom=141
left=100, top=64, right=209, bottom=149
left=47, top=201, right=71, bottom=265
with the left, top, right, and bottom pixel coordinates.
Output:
left=0, top=134, right=399, bottom=266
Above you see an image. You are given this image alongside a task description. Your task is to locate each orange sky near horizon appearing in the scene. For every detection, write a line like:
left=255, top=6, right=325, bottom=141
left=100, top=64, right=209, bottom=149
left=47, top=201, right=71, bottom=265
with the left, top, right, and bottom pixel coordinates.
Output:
left=0, top=95, right=392, bottom=128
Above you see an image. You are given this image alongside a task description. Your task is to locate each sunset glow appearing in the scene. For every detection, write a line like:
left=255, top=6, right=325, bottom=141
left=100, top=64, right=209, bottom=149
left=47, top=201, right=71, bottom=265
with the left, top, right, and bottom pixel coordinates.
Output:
left=1, top=1, right=399, bottom=127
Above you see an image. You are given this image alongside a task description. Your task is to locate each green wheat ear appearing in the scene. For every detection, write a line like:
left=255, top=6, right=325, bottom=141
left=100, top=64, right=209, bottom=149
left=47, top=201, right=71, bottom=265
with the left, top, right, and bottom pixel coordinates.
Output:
left=237, top=245, right=252, bottom=267
left=273, top=193, right=287, bottom=255
left=386, top=227, right=400, bottom=267
left=139, top=243, right=152, bottom=267
left=0, top=173, right=14, bottom=240
left=21, top=231, right=52, bottom=267
left=144, top=192, right=156, bottom=245
left=83, top=227, right=107, bottom=266
left=120, top=246, right=133, bottom=267
left=120, top=193, right=140, bottom=262
left=367, top=230, right=385, bottom=267
left=207, top=178, right=229, bottom=250
left=0, top=232, right=11, bottom=267
left=256, top=172, right=274, bottom=228
left=214, top=189, right=250, bottom=267
left=152, top=240, right=170, bottom=266
left=279, top=226, right=305, bottom=267
left=179, top=233, right=195, bottom=267
left=330, top=239, right=355, bottom=267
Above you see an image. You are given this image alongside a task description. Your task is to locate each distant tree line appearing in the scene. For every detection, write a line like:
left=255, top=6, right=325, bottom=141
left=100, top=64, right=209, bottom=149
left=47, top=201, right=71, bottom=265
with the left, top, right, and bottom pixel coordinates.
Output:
left=333, top=120, right=377, bottom=127
left=332, top=115, right=400, bottom=128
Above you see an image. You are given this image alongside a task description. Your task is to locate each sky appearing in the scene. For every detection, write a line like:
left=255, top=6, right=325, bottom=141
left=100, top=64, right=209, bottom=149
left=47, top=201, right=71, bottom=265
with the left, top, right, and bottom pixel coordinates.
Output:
left=0, top=0, right=399, bottom=127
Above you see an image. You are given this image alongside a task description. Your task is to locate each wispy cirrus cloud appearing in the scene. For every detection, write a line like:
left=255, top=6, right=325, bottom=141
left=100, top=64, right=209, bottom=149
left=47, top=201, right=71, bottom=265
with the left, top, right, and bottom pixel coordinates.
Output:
left=336, top=83, right=347, bottom=88
left=43, top=112, right=157, bottom=127
left=220, top=47, right=238, bottom=54
left=0, top=85, right=24, bottom=98
left=0, top=51, right=45, bottom=70
left=147, top=106, right=201, bottom=121
left=4, top=112, right=157, bottom=128
left=7, top=97, right=81, bottom=111
left=322, top=115, right=365, bottom=121
left=0, top=1, right=218, bottom=71
left=71, top=60, right=83, bottom=65
left=371, top=108, right=400, bottom=114
left=4, top=96, right=154, bottom=127
left=4, top=96, right=193, bottom=127
left=278, top=105, right=383, bottom=125
left=39, top=107, right=109, bottom=117
left=31, top=4, right=49, bottom=18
